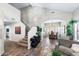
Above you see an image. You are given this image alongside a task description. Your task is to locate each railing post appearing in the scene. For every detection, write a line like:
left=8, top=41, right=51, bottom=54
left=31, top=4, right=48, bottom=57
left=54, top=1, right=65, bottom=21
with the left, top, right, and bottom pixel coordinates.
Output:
left=27, top=31, right=31, bottom=49
left=27, top=27, right=37, bottom=49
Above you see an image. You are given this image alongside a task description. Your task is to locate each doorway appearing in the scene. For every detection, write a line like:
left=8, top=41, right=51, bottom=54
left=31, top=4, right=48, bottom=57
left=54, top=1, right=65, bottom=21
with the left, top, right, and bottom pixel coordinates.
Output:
left=6, top=28, right=10, bottom=39
left=4, top=26, right=10, bottom=40
left=41, top=20, right=66, bottom=41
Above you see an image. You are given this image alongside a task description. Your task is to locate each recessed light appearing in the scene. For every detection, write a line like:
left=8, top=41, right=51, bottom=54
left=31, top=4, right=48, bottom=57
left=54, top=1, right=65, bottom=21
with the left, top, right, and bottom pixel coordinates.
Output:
left=51, top=11, right=55, bottom=13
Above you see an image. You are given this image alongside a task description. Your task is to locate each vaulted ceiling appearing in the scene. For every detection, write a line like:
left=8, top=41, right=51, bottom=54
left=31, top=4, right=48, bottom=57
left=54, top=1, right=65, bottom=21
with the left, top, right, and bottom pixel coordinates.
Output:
left=10, top=3, right=79, bottom=13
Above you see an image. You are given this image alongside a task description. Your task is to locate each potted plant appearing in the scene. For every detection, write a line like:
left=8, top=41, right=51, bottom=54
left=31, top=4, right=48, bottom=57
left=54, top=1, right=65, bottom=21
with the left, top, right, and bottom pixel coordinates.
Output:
left=36, top=26, right=42, bottom=37
left=66, top=19, right=77, bottom=40
left=52, top=50, right=62, bottom=56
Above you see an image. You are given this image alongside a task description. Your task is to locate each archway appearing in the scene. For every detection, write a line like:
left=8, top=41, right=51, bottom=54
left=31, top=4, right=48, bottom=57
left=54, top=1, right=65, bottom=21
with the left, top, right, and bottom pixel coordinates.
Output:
left=41, top=20, right=66, bottom=41
left=40, top=20, right=66, bottom=55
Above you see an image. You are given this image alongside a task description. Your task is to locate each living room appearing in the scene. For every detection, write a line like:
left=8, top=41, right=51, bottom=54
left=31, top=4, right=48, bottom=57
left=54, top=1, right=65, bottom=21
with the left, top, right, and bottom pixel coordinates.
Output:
left=0, top=3, right=79, bottom=56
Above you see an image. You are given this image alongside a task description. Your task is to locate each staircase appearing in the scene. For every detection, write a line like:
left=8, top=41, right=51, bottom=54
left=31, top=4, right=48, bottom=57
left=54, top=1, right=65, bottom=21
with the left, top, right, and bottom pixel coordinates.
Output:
left=16, top=36, right=28, bottom=48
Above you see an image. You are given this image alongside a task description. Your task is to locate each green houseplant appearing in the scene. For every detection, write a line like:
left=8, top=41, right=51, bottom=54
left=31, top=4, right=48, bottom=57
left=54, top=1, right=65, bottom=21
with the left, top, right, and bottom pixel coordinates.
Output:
left=66, top=19, right=77, bottom=40
left=36, top=26, right=42, bottom=37
left=66, top=25, right=72, bottom=36
left=52, top=50, right=62, bottom=56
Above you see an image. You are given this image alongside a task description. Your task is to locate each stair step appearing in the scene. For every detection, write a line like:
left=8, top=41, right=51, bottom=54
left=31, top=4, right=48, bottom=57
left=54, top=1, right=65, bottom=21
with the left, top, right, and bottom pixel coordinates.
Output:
left=22, top=38, right=28, bottom=41
left=19, top=40, right=28, bottom=44
left=17, top=42, right=28, bottom=47
left=25, top=36, right=28, bottom=38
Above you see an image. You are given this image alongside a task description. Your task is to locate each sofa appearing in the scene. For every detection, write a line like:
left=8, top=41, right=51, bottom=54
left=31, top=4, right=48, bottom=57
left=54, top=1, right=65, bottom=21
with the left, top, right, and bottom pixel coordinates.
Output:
left=58, top=39, right=79, bottom=56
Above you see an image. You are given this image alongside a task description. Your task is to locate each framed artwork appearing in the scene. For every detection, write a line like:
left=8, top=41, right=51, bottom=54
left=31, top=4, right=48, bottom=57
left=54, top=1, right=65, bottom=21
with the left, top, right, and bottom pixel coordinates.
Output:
left=15, top=26, right=21, bottom=34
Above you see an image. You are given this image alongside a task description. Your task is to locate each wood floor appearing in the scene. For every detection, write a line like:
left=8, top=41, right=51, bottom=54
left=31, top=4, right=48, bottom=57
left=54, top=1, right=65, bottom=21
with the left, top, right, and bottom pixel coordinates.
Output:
left=2, top=40, right=56, bottom=56
left=2, top=40, right=42, bottom=56
left=2, top=40, right=31, bottom=56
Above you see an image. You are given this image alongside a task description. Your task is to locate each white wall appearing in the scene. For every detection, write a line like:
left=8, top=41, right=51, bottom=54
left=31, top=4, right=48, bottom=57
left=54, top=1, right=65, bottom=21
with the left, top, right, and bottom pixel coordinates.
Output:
left=10, top=22, right=25, bottom=42
left=0, top=3, right=20, bottom=21
left=0, top=3, right=25, bottom=55
left=73, top=8, right=79, bottom=41
left=0, top=7, right=4, bottom=55
left=73, top=8, right=79, bottom=21
left=4, top=22, right=25, bottom=42
left=0, top=3, right=26, bottom=42
left=0, top=22, right=4, bottom=55
left=21, top=6, right=72, bottom=28
left=21, top=6, right=46, bottom=28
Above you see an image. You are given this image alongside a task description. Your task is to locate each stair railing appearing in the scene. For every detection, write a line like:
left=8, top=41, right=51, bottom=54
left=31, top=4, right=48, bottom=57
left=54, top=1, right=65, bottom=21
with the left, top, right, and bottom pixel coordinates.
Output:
left=27, top=27, right=37, bottom=49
